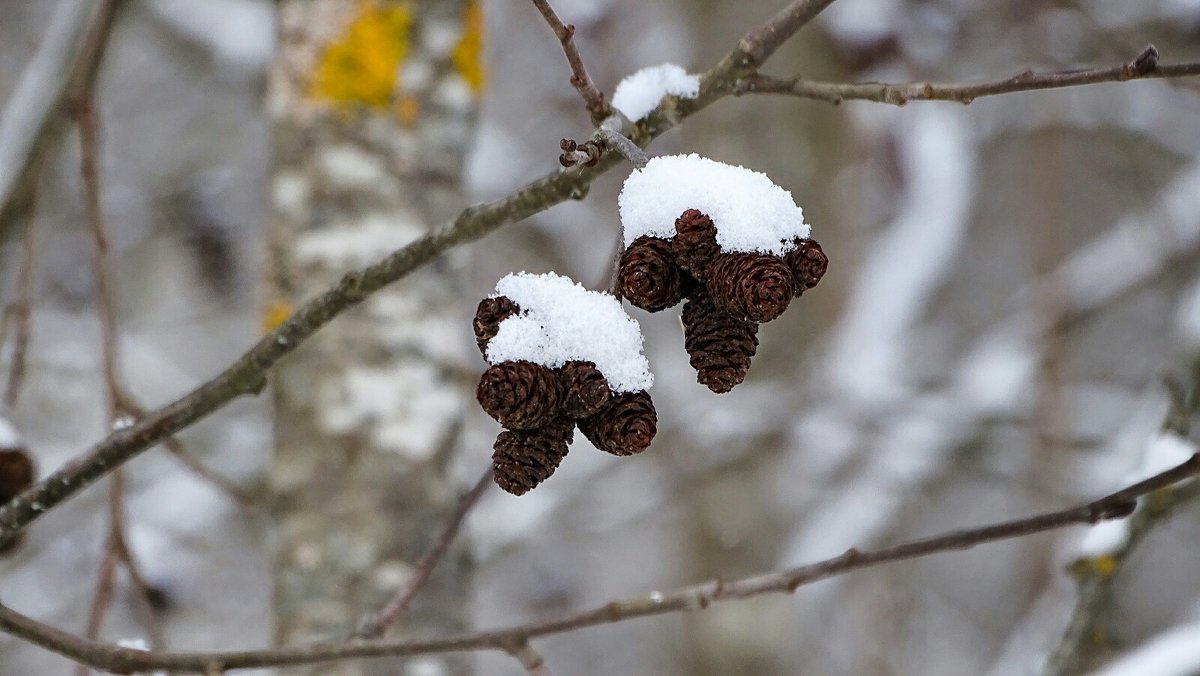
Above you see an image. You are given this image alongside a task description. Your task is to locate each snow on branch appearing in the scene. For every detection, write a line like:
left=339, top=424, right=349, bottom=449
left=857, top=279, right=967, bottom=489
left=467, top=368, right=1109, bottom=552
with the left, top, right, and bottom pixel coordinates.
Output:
left=611, top=64, right=700, bottom=122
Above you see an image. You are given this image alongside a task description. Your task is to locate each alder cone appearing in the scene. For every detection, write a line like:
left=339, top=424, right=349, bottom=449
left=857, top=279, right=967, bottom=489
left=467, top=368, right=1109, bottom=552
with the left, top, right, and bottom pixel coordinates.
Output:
left=492, top=424, right=571, bottom=495
left=0, top=448, right=33, bottom=503
left=619, top=236, right=686, bottom=312
left=578, top=391, right=657, bottom=456
left=559, top=361, right=612, bottom=419
left=673, top=209, right=720, bottom=282
left=707, top=251, right=796, bottom=323
left=0, top=448, right=33, bottom=555
left=473, top=296, right=520, bottom=354
left=476, top=361, right=562, bottom=429
left=784, top=238, right=828, bottom=293
left=681, top=291, right=760, bottom=393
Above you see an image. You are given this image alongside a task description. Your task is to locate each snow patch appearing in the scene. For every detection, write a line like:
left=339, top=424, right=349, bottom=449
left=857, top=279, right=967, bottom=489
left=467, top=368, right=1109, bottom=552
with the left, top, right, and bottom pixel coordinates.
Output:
left=1077, top=432, right=1198, bottom=557
left=1092, top=620, right=1200, bottom=676
left=618, top=154, right=811, bottom=254
left=611, top=63, right=699, bottom=121
left=486, top=272, right=653, bottom=393
left=0, top=416, right=22, bottom=449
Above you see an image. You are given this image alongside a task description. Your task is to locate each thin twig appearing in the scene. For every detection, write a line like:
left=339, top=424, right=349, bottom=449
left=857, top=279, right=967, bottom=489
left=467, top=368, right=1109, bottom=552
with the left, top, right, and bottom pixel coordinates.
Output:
left=2, top=218, right=36, bottom=407
left=559, top=118, right=647, bottom=169
left=74, top=547, right=118, bottom=676
left=737, top=47, right=1200, bottom=106
left=0, top=453, right=1196, bottom=673
left=596, top=128, right=648, bottom=170
left=357, top=467, right=494, bottom=639
left=527, top=0, right=610, bottom=124
left=76, top=91, right=166, bottom=664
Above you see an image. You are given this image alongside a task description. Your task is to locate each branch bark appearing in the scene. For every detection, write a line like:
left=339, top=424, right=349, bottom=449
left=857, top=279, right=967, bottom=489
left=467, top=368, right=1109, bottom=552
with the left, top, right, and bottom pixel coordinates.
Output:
left=0, top=452, right=1195, bottom=673
left=737, top=48, right=1200, bottom=106
left=527, top=0, right=610, bottom=123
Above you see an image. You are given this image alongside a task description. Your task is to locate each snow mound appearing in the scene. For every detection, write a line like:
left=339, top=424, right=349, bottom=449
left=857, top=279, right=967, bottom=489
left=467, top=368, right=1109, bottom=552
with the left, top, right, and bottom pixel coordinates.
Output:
left=486, top=272, right=653, bottom=393
left=618, top=154, right=811, bottom=255
left=0, top=416, right=22, bottom=449
left=611, top=63, right=699, bottom=121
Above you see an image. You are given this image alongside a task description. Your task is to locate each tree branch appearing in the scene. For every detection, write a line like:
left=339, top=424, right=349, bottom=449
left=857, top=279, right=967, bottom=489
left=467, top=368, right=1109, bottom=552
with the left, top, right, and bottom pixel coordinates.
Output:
left=0, top=0, right=839, bottom=545
left=527, top=0, right=611, bottom=124
left=0, top=453, right=1196, bottom=673
left=737, top=46, right=1200, bottom=106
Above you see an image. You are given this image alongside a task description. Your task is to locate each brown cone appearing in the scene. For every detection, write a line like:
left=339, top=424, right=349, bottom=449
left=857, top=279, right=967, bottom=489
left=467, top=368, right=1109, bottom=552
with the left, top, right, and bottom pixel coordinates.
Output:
left=619, top=236, right=686, bottom=312
left=473, top=296, right=520, bottom=354
left=784, top=238, right=828, bottom=293
left=477, top=361, right=563, bottom=429
left=706, top=251, right=796, bottom=322
left=492, top=422, right=572, bottom=495
left=681, top=290, right=760, bottom=393
left=673, top=209, right=720, bottom=282
left=559, top=361, right=612, bottom=419
left=0, top=448, right=34, bottom=555
left=578, top=391, right=657, bottom=456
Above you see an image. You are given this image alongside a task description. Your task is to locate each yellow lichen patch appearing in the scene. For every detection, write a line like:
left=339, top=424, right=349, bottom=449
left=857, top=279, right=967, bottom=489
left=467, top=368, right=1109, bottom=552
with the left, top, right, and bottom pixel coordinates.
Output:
left=262, top=297, right=294, bottom=334
left=1067, top=554, right=1119, bottom=578
left=1090, top=554, right=1117, bottom=577
left=452, top=1, right=485, bottom=95
left=310, top=1, right=412, bottom=109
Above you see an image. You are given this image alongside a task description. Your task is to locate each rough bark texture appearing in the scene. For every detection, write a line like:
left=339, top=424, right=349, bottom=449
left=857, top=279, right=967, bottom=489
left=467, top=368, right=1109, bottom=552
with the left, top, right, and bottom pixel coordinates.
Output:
left=268, top=2, right=478, bottom=674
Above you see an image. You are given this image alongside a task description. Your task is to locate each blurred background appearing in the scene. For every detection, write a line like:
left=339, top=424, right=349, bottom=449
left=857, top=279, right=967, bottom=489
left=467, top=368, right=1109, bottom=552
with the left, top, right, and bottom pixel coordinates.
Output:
left=1, top=0, right=1200, bottom=674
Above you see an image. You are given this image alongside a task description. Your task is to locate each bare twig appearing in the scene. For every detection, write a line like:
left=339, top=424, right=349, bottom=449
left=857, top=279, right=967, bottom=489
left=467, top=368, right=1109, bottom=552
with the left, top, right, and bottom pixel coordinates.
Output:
left=559, top=118, right=647, bottom=170
left=736, top=48, right=1200, bottom=106
left=596, top=128, right=648, bottom=170
left=75, top=93, right=166, bottom=666
left=0, top=453, right=1196, bottom=673
left=527, top=0, right=610, bottom=124
left=2, top=219, right=36, bottom=407
left=357, top=467, right=494, bottom=639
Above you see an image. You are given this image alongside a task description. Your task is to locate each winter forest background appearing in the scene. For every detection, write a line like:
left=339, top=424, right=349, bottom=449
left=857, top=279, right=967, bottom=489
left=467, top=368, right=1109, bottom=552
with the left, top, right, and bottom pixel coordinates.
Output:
left=1, top=0, right=1200, bottom=674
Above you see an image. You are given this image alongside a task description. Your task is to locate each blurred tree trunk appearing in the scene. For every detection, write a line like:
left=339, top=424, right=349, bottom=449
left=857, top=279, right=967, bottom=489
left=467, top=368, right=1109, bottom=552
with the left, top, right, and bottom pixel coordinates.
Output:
left=267, top=2, right=481, bottom=674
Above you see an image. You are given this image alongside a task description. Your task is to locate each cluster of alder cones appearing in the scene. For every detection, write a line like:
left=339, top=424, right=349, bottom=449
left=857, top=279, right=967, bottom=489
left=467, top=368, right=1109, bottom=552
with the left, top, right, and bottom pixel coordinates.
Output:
left=473, top=297, right=657, bottom=495
left=619, top=209, right=828, bottom=393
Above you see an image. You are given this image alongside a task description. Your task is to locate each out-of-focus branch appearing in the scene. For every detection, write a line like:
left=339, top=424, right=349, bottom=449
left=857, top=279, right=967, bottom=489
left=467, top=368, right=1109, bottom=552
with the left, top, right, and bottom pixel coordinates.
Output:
left=357, top=467, right=494, bottom=639
left=0, top=453, right=1197, bottom=673
left=0, top=0, right=840, bottom=544
left=1, top=220, right=36, bottom=407
left=74, top=95, right=166, bottom=671
left=737, top=46, right=1200, bottom=106
left=0, top=0, right=125, bottom=239
left=1043, top=368, right=1200, bottom=676
left=527, top=0, right=610, bottom=124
